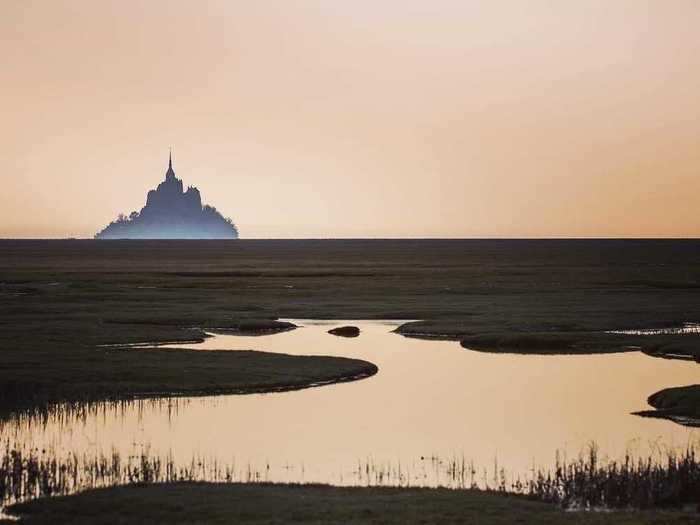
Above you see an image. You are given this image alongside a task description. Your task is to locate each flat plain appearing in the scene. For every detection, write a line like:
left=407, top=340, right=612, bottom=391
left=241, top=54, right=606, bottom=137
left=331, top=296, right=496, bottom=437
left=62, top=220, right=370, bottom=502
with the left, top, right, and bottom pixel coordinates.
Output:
left=2, top=239, right=700, bottom=416
left=2, top=239, right=700, bottom=523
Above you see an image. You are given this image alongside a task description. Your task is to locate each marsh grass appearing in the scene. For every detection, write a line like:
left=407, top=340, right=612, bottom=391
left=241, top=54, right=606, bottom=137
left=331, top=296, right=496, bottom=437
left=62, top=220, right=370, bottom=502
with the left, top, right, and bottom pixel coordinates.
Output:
left=0, top=441, right=242, bottom=505
left=527, top=444, right=700, bottom=509
left=1, top=439, right=698, bottom=511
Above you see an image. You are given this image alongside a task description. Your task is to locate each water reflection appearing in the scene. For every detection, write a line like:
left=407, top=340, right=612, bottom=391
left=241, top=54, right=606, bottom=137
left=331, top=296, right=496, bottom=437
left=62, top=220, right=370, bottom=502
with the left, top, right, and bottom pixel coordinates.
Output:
left=2, top=320, right=699, bottom=497
left=607, top=322, right=700, bottom=336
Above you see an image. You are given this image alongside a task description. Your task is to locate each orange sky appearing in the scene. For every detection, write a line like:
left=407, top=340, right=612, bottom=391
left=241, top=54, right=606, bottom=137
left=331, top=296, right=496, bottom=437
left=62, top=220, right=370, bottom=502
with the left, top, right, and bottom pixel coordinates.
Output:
left=2, top=0, right=700, bottom=238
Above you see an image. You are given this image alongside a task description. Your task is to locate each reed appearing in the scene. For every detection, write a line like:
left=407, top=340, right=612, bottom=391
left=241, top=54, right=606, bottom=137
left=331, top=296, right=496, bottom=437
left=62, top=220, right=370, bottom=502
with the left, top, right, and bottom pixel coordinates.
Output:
left=2, top=440, right=698, bottom=511
left=527, top=443, right=700, bottom=509
left=0, top=440, right=239, bottom=505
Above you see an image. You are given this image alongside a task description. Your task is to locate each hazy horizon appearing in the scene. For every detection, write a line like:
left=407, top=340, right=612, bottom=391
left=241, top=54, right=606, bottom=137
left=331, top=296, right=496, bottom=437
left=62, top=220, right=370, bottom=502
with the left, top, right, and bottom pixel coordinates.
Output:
left=3, top=1, right=700, bottom=239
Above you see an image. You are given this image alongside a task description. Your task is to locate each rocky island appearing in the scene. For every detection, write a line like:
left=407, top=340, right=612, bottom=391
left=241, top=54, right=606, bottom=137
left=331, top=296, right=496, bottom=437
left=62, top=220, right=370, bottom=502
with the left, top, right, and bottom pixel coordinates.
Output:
left=95, top=154, right=238, bottom=239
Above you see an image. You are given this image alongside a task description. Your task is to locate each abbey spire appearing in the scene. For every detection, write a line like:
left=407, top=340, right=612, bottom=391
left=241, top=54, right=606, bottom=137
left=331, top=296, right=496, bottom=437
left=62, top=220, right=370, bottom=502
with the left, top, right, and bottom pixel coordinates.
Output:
left=166, top=150, right=175, bottom=181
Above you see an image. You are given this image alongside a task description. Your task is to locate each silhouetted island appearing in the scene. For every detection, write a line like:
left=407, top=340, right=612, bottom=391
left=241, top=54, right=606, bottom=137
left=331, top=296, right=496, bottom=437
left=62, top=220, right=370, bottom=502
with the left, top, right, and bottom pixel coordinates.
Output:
left=95, top=154, right=238, bottom=239
left=328, top=326, right=361, bottom=338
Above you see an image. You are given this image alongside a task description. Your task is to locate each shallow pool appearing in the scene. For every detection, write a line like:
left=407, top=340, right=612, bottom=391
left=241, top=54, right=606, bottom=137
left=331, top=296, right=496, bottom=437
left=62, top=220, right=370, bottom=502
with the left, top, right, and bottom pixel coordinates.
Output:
left=3, top=320, right=698, bottom=488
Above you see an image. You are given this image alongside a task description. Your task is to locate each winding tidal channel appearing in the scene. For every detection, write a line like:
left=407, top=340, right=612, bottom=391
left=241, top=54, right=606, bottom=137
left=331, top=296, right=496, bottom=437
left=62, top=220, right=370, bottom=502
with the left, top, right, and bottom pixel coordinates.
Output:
left=2, top=320, right=699, bottom=489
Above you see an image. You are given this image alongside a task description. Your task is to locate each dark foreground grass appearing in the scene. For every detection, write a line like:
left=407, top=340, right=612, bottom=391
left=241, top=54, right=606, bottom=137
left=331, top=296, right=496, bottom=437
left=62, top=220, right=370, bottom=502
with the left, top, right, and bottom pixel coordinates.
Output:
left=2, top=239, right=700, bottom=416
left=5, top=482, right=697, bottom=525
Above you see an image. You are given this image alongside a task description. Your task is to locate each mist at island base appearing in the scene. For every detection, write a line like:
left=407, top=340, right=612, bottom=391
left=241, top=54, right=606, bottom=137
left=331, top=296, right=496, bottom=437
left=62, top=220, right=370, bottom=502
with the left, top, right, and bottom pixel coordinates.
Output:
left=2, top=320, right=697, bottom=488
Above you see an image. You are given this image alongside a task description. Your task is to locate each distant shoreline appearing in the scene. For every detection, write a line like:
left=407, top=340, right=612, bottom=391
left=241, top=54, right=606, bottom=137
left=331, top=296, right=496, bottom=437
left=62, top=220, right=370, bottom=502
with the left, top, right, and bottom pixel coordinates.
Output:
left=4, top=237, right=700, bottom=241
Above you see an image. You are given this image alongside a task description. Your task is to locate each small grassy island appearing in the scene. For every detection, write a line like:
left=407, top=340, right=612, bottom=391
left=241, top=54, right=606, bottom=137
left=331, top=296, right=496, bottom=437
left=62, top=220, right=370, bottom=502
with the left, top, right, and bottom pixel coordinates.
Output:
left=328, top=325, right=361, bottom=337
left=634, top=384, right=700, bottom=425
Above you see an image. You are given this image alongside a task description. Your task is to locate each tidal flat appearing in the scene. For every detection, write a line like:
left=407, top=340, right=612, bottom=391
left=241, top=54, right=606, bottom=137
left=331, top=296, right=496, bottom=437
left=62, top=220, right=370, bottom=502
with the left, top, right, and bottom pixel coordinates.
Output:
left=2, top=239, right=700, bottom=521
left=2, top=239, right=700, bottom=414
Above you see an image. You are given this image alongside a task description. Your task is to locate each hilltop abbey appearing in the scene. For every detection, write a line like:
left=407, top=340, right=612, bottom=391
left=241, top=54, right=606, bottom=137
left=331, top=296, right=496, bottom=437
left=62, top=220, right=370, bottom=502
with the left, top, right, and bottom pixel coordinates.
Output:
left=95, top=154, right=239, bottom=239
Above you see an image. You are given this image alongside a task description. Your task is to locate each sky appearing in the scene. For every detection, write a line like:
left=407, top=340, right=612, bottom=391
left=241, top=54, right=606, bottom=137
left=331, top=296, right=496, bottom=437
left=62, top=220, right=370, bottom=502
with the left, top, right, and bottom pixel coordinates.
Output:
left=2, top=0, right=700, bottom=239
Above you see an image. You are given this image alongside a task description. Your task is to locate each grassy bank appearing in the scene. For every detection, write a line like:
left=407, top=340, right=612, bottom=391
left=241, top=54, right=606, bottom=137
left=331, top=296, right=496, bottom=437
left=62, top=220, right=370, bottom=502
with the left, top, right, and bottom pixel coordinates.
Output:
left=2, top=239, right=700, bottom=415
left=634, top=385, right=700, bottom=425
left=4, top=482, right=696, bottom=525
left=0, top=342, right=377, bottom=417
